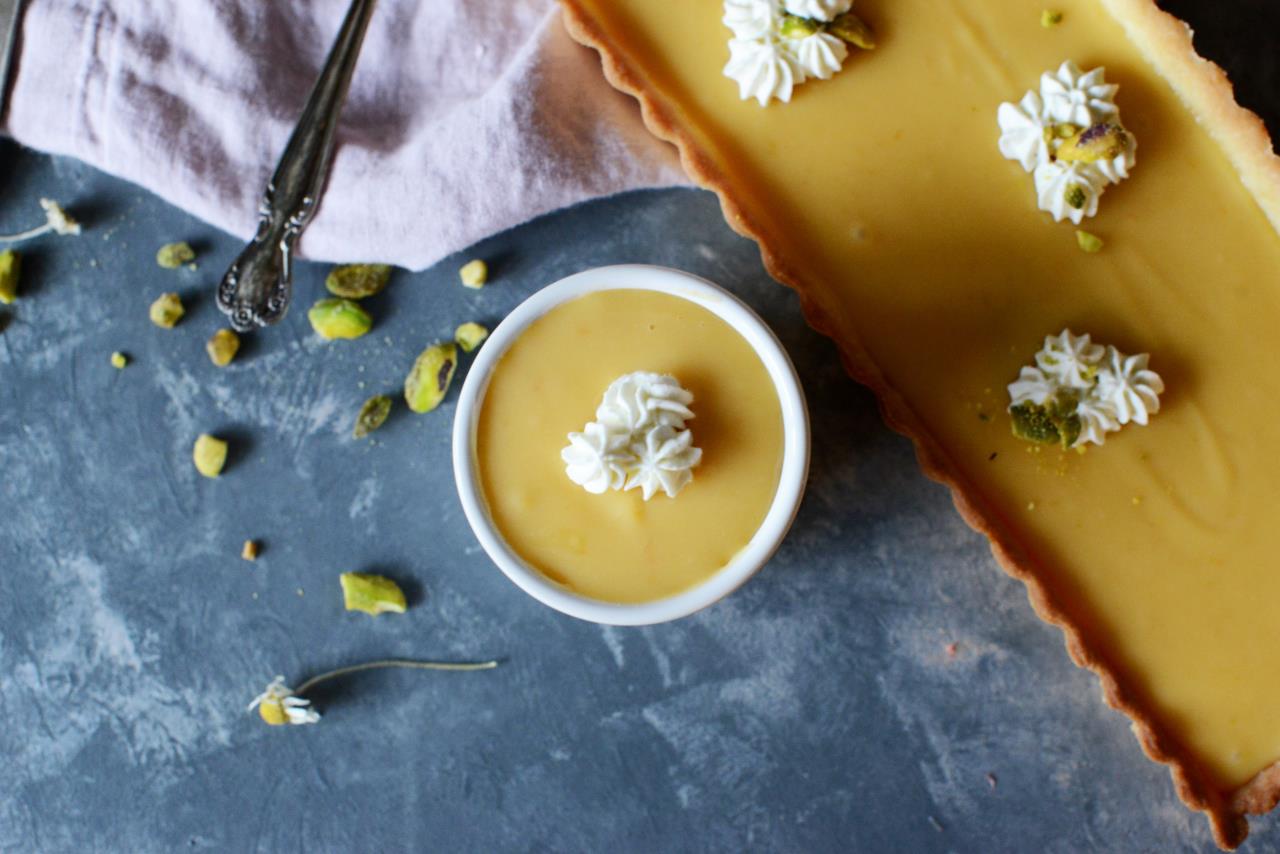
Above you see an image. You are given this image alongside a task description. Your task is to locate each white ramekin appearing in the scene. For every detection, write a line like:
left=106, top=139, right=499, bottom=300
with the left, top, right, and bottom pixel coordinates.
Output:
left=451, top=265, right=810, bottom=625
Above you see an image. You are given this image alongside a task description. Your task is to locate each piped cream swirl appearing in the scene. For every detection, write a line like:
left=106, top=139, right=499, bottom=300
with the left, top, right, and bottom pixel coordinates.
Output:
left=564, top=372, right=703, bottom=500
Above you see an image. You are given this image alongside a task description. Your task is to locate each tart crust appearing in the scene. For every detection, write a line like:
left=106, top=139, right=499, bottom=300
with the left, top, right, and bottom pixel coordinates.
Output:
left=559, top=0, right=1280, bottom=848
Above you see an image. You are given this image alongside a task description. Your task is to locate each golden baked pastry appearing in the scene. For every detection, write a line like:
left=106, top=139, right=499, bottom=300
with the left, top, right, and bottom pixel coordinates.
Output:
left=559, top=0, right=1280, bottom=846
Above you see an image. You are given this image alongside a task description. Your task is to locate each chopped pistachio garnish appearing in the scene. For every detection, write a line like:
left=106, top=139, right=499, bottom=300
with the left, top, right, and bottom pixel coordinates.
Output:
left=1056, top=123, right=1128, bottom=163
left=308, top=298, right=372, bottom=340
left=149, top=292, right=185, bottom=328
left=155, top=241, right=196, bottom=269
left=339, top=572, right=407, bottom=616
left=110, top=351, right=128, bottom=369
left=404, top=342, right=458, bottom=413
left=325, top=263, right=392, bottom=299
left=1010, top=399, right=1081, bottom=449
left=206, top=328, right=241, bottom=367
left=1075, top=230, right=1104, bottom=253
left=780, top=14, right=821, bottom=39
left=1040, top=9, right=1063, bottom=28
left=1063, top=185, right=1088, bottom=210
left=241, top=539, right=259, bottom=561
left=459, top=259, right=488, bottom=289
left=827, top=12, right=876, bottom=49
left=193, top=433, right=229, bottom=478
left=353, top=394, right=392, bottom=439
left=0, top=250, right=20, bottom=304
left=454, top=321, right=489, bottom=353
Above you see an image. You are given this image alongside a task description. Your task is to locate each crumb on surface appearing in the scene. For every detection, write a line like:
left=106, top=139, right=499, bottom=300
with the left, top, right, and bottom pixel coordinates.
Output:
left=241, top=540, right=259, bottom=561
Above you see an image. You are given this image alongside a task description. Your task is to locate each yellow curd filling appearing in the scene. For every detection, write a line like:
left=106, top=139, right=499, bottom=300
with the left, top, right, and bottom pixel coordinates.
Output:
left=570, top=0, right=1280, bottom=789
left=476, top=289, right=784, bottom=604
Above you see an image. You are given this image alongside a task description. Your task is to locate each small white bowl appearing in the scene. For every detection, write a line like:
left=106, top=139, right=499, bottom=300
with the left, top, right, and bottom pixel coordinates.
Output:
left=452, top=265, right=810, bottom=625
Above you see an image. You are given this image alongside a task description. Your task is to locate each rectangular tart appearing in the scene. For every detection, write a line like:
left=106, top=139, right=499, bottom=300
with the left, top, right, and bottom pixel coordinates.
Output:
left=560, top=0, right=1280, bottom=847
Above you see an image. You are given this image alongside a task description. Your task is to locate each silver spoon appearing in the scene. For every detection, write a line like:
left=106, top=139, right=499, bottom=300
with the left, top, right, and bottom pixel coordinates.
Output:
left=218, top=0, right=377, bottom=332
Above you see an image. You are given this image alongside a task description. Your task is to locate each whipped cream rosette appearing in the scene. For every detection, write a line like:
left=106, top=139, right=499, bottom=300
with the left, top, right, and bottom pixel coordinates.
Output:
left=998, top=61, right=1137, bottom=224
left=563, top=372, right=703, bottom=500
left=1006, top=329, right=1164, bottom=449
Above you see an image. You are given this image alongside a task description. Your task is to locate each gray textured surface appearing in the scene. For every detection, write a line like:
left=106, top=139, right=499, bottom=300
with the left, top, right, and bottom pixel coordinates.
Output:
left=2, top=3, right=1280, bottom=849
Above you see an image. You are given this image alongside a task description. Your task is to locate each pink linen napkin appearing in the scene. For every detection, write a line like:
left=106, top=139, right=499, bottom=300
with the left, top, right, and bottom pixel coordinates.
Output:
left=3, top=0, right=690, bottom=270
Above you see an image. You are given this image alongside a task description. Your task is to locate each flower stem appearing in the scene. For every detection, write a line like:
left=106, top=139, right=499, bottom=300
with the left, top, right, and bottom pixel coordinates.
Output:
left=0, top=224, right=52, bottom=244
left=295, top=658, right=499, bottom=694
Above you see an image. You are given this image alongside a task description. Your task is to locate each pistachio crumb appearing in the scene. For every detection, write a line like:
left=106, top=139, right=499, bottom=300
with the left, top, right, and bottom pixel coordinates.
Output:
left=454, top=321, right=489, bottom=353
left=780, top=14, right=821, bottom=39
left=193, top=434, right=228, bottom=478
left=110, top=351, right=128, bottom=369
left=155, top=242, right=196, bottom=269
left=207, top=328, right=241, bottom=366
left=241, top=540, right=259, bottom=561
left=1040, top=9, right=1063, bottom=27
left=1027, top=501, right=1037, bottom=511
left=1063, top=185, right=1088, bottom=210
left=459, top=259, right=488, bottom=289
left=1075, top=230, right=1104, bottom=253
left=149, top=292, right=185, bottom=328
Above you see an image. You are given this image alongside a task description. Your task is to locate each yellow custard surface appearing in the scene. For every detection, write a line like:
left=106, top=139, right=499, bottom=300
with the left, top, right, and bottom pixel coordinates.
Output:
left=476, top=289, right=784, bottom=604
left=570, top=0, right=1280, bottom=789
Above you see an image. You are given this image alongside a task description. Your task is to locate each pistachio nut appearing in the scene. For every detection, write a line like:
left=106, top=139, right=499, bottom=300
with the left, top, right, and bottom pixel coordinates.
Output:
left=339, top=572, right=407, bottom=616
left=325, top=263, right=392, bottom=299
left=404, top=342, right=458, bottom=413
left=0, top=250, right=20, bottom=304
left=1056, top=123, right=1128, bottom=163
left=827, top=12, right=876, bottom=49
left=110, top=351, right=129, bottom=369
left=308, top=298, right=372, bottom=340
left=353, top=394, right=392, bottom=439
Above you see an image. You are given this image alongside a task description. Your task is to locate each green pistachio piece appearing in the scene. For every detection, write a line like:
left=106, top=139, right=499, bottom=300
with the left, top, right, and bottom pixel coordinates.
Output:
left=339, top=572, right=407, bottom=616
left=156, top=242, right=196, bottom=269
left=1040, top=9, right=1063, bottom=27
left=325, top=263, right=392, bottom=299
left=0, top=250, right=20, bottom=304
left=1075, top=230, right=1104, bottom=253
left=780, top=14, right=821, bottom=39
left=1057, top=123, right=1129, bottom=163
left=1010, top=397, right=1081, bottom=449
left=206, top=328, right=241, bottom=367
left=454, top=321, right=489, bottom=353
left=828, top=12, right=876, bottom=49
left=149, top=292, right=185, bottom=328
left=193, top=434, right=228, bottom=478
left=404, top=342, right=458, bottom=413
left=353, top=394, right=392, bottom=439
left=459, top=259, right=488, bottom=289
left=1063, top=185, right=1088, bottom=210
left=308, top=298, right=372, bottom=340
left=110, top=351, right=128, bottom=369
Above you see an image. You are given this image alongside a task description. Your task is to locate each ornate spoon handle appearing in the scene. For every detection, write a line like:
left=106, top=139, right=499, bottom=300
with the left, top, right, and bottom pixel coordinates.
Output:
left=218, top=0, right=377, bottom=332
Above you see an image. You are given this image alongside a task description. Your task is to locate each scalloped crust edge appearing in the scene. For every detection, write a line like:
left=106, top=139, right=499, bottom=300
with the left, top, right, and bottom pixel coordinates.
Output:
left=559, top=0, right=1280, bottom=848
